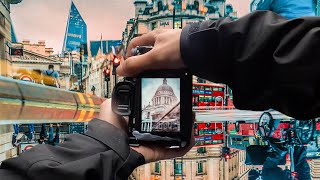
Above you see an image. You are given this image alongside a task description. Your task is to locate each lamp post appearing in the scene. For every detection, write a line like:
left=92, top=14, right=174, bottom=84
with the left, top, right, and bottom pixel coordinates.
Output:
left=172, top=1, right=176, bottom=29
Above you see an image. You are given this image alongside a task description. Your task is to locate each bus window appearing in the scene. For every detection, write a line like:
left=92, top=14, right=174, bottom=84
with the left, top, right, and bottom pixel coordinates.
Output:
left=205, top=86, right=211, bottom=91
left=199, top=96, right=205, bottom=102
left=218, top=88, right=224, bottom=92
left=199, top=129, right=204, bottom=136
left=213, top=88, right=219, bottom=91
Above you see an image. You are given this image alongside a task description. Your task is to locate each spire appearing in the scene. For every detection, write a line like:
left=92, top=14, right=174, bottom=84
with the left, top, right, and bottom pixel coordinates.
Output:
left=100, top=33, right=103, bottom=54
left=163, top=78, right=167, bottom=84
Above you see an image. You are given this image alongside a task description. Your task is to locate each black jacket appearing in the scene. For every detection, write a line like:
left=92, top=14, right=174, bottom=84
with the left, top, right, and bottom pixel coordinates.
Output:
left=1, top=11, right=320, bottom=180
left=0, top=119, right=145, bottom=180
left=181, top=10, right=320, bottom=119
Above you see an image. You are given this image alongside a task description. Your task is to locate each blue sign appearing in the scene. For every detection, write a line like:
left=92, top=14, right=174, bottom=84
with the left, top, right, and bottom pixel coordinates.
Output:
left=193, top=90, right=212, bottom=95
left=204, top=90, right=212, bottom=95
left=204, top=136, right=212, bottom=141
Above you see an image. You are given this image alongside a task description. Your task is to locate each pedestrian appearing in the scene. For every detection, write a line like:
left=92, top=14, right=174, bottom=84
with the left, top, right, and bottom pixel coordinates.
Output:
left=38, top=123, right=48, bottom=144
left=48, top=124, right=60, bottom=146
left=42, top=64, right=60, bottom=88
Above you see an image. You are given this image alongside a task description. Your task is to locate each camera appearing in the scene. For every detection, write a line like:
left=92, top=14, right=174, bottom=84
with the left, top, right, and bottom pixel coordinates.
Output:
left=111, top=46, right=192, bottom=147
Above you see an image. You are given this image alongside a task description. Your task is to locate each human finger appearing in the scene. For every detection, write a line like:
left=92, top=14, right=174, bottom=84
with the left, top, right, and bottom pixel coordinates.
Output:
left=126, top=31, right=159, bottom=58
left=117, top=49, right=157, bottom=76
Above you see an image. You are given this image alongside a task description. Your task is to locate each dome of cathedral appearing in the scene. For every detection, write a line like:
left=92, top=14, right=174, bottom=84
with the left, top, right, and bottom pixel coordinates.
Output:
left=155, top=78, right=175, bottom=96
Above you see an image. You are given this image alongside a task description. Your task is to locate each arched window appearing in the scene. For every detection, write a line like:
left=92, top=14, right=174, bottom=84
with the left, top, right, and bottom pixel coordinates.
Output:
left=157, top=1, right=163, bottom=11
left=194, top=0, right=199, bottom=11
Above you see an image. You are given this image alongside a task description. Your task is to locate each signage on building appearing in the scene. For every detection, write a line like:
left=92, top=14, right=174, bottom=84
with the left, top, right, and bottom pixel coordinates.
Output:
left=186, top=21, right=200, bottom=25
left=20, top=143, right=38, bottom=153
left=160, top=21, right=170, bottom=27
left=11, top=48, right=23, bottom=56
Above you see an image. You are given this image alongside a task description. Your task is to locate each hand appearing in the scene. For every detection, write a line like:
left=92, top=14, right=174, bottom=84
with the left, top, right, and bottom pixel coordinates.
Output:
left=98, top=99, right=195, bottom=163
left=117, top=29, right=185, bottom=77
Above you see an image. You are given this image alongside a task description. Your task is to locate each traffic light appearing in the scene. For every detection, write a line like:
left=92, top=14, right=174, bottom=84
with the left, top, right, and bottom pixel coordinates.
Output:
left=104, top=68, right=110, bottom=81
left=112, top=56, right=120, bottom=75
left=222, top=147, right=231, bottom=160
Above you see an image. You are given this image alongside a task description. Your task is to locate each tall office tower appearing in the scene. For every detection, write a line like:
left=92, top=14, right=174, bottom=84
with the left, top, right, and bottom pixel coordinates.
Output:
left=62, top=1, right=88, bottom=53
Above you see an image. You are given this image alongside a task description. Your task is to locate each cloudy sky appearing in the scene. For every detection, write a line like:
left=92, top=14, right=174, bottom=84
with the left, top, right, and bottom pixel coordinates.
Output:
left=11, top=0, right=251, bottom=53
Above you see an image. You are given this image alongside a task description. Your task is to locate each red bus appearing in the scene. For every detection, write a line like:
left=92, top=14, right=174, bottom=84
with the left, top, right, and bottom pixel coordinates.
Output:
left=194, top=122, right=224, bottom=146
left=192, top=83, right=225, bottom=106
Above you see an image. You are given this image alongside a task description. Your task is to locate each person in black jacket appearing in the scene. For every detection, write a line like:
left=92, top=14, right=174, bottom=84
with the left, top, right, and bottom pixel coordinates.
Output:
left=0, top=99, right=194, bottom=180
left=2, top=10, right=320, bottom=179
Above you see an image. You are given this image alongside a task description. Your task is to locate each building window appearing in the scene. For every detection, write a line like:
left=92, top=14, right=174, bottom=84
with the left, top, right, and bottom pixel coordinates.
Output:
left=174, top=21, right=181, bottom=29
left=174, top=162, right=182, bottom=175
left=151, top=22, right=158, bottom=30
left=197, top=147, right=207, bottom=154
left=175, top=0, right=182, bottom=12
left=157, top=1, right=163, bottom=11
left=155, top=162, right=161, bottom=174
left=197, top=162, right=204, bottom=174
left=194, top=0, right=199, bottom=12
left=0, top=12, right=5, bottom=28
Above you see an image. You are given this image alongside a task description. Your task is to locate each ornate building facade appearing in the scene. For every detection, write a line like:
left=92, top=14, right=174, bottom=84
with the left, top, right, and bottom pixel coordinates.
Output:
left=122, top=0, right=237, bottom=49
left=131, top=146, right=251, bottom=180
left=10, top=40, right=76, bottom=90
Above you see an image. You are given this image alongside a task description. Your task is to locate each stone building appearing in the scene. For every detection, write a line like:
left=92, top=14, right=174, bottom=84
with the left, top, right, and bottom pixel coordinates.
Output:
left=83, top=49, right=116, bottom=97
left=0, top=0, right=22, bottom=77
left=0, top=0, right=22, bottom=163
left=10, top=40, right=76, bottom=90
left=122, top=0, right=237, bottom=49
left=131, top=145, right=251, bottom=180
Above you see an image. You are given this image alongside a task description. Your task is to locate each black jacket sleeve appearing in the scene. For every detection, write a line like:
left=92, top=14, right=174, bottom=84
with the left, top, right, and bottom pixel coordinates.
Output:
left=181, top=10, right=320, bottom=119
left=0, top=119, right=145, bottom=180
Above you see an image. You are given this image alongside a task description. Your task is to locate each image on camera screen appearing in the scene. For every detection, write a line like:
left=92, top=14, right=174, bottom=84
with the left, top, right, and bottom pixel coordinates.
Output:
left=141, top=78, right=180, bottom=133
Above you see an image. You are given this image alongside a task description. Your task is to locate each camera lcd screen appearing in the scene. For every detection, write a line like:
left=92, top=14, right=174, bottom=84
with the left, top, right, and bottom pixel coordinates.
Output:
left=141, top=78, right=180, bottom=133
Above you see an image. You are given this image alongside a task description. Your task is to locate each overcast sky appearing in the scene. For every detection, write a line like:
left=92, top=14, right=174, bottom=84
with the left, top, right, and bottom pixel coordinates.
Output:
left=10, top=0, right=250, bottom=54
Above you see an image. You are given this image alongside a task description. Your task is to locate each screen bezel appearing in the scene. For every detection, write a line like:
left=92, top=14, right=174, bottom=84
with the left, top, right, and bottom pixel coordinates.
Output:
left=131, top=69, right=192, bottom=145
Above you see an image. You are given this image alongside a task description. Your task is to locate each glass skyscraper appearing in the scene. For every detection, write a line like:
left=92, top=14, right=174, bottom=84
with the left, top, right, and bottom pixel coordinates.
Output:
left=62, top=1, right=88, bottom=53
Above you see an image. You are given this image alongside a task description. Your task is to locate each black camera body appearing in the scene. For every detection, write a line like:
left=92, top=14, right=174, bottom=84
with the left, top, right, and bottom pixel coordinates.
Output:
left=112, top=47, right=192, bottom=148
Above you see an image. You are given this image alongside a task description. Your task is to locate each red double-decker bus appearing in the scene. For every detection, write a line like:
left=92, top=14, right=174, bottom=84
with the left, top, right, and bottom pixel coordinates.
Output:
left=194, top=122, right=224, bottom=146
left=192, top=83, right=225, bottom=106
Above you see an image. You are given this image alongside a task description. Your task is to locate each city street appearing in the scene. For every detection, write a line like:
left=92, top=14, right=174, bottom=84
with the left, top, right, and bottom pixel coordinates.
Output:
left=0, top=0, right=320, bottom=180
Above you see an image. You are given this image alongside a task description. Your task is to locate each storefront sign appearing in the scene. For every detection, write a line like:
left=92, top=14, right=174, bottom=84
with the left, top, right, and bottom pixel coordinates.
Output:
left=160, top=21, right=169, bottom=27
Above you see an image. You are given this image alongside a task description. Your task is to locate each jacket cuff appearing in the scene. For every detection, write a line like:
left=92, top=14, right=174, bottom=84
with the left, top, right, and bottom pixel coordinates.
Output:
left=118, top=149, right=145, bottom=179
left=180, top=24, right=197, bottom=69
left=85, top=119, right=130, bottom=160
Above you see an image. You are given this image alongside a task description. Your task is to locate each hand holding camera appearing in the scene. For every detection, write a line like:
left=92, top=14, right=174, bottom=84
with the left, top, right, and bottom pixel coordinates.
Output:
left=117, top=29, right=185, bottom=77
left=112, top=44, right=193, bottom=149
